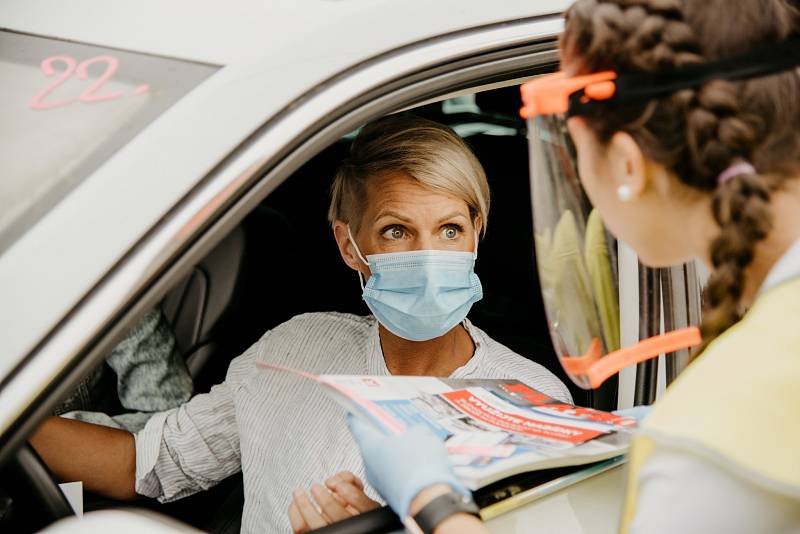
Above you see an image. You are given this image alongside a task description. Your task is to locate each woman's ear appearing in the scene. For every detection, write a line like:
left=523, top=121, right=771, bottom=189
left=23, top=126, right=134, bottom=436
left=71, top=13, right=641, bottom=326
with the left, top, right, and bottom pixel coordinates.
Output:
left=473, top=216, right=484, bottom=242
left=607, top=132, right=648, bottom=201
left=333, top=220, right=366, bottom=272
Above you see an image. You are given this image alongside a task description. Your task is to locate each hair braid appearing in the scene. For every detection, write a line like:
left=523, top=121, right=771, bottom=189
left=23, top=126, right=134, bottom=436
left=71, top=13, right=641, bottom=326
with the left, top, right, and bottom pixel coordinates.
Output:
left=698, top=173, right=773, bottom=352
left=563, top=0, right=800, bottom=357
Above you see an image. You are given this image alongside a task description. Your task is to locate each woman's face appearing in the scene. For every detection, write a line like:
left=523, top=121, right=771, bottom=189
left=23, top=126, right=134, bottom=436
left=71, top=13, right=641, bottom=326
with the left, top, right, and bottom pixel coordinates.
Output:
left=565, top=116, right=711, bottom=267
left=334, top=170, right=480, bottom=278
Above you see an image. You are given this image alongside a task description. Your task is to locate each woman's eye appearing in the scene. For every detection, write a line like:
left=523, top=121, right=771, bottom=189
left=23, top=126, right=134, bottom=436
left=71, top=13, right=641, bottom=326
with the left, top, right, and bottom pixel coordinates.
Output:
left=382, top=226, right=406, bottom=240
left=442, top=226, right=460, bottom=239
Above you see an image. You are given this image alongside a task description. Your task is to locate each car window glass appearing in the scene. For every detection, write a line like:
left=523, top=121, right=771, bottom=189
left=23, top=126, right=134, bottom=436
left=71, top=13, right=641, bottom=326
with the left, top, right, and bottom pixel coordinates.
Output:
left=0, top=30, right=217, bottom=254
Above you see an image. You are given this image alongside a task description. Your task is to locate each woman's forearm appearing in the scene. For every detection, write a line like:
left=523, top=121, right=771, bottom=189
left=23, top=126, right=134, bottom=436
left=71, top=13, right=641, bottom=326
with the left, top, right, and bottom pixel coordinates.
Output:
left=409, top=484, right=490, bottom=534
left=433, top=513, right=488, bottom=534
left=30, top=416, right=137, bottom=500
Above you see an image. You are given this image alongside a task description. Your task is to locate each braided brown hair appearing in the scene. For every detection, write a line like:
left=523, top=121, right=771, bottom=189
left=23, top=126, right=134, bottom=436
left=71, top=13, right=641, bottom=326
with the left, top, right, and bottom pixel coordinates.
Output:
left=561, top=0, right=800, bottom=355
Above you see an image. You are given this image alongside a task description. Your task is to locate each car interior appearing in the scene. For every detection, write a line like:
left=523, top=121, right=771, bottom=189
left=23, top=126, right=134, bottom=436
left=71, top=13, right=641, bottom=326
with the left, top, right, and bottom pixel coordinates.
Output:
left=0, top=83, right=618, bottom=533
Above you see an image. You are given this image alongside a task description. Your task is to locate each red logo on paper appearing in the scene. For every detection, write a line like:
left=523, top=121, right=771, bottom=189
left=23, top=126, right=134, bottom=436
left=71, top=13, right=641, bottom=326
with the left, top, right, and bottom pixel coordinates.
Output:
left=441, top=390, right=603, bottom=444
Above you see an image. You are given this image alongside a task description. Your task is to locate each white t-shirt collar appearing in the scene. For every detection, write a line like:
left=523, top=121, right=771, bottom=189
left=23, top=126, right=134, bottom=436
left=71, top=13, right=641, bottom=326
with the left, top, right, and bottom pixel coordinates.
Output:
left=759, top=238, right=800, bottom=294
left=367, top=317, right=486, bottom=377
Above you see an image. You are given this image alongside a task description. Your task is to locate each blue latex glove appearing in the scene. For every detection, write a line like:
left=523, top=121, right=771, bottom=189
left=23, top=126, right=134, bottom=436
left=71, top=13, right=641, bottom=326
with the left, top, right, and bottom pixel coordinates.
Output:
left=347, top=415, right=470, bottom=518
left=613, top=405, right=653, bottom=423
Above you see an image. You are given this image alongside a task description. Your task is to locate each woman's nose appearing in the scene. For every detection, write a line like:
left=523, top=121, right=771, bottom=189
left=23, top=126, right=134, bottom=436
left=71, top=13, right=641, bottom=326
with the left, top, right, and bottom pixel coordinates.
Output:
left=413, top=234, right=435, bottom=250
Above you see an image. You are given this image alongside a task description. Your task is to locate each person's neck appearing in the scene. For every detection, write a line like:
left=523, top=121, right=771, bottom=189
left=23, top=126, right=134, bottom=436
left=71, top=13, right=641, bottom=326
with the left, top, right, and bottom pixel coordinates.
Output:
left=378, top=323, right=475, bottom=377
left=692, top=181, right=800, bottom=307
left=740, top=183, right=800, bottom=306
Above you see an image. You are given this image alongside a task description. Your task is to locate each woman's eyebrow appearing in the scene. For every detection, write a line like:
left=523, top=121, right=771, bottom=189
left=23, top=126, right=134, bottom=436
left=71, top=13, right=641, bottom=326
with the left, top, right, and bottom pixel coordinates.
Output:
left=373, top=210, right=469, bottom=224
left=374, top=210, right=413, bottom=223
left=436, top=212, right=469, bottom=224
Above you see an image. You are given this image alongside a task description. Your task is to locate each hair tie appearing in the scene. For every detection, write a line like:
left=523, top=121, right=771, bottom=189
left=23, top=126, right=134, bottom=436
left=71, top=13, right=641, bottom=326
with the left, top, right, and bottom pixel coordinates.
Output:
left=717, top=162, right=756, bottom=185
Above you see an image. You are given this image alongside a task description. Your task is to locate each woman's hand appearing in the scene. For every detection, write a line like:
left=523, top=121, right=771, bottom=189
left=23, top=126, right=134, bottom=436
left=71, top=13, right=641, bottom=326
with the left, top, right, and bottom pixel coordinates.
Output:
left=324, top=471, right=381, bottom=513
left=347, top=415, right=470, bottom=518
left=288, top=471, right=379, bottom=533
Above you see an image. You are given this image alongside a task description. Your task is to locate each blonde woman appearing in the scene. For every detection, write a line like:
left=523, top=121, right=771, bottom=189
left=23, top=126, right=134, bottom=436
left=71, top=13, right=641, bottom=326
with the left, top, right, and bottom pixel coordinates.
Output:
left=31, top=115, right=570, bottom=533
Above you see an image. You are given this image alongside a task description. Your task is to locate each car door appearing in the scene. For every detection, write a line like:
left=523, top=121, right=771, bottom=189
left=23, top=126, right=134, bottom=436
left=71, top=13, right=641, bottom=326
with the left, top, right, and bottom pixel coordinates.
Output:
left=0, top=7, right=569, bottom=459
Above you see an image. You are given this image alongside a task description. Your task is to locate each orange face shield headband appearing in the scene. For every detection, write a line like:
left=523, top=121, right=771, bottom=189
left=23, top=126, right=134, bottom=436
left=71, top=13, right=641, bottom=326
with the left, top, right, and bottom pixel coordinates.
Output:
left=522, top=33, right=800, bottom=119
left=520, top=71, right=617, bottom=118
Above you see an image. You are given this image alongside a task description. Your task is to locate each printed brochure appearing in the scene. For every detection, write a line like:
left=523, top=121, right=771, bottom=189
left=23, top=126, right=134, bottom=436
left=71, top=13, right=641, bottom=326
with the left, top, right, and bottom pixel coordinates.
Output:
left=257, top=362, right=633, bottom=490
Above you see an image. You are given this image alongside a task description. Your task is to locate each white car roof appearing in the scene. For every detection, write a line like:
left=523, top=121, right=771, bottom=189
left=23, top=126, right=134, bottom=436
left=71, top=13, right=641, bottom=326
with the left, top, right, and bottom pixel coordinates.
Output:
left=1, top=0, right=567, bottom=64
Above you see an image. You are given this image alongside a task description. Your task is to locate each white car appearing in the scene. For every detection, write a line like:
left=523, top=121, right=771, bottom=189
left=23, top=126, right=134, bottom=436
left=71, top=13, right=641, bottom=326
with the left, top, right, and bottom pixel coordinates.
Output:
left=0, top=1, right=705, bottom=531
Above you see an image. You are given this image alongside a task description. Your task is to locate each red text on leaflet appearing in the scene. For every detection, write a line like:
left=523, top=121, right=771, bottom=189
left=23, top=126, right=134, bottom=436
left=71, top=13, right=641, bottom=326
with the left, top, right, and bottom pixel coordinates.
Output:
left=441, top=390, right=604, bottom=444
left=503, top=383, right=629, bottom=426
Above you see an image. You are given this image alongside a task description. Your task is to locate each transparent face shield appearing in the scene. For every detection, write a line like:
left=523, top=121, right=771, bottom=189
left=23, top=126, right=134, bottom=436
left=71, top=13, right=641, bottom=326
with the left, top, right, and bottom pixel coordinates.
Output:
left=521, top=74, right=702, bottom=390
left=528, top=113, right=620, bottom=389
left=519, top=37, right=800, bottom=389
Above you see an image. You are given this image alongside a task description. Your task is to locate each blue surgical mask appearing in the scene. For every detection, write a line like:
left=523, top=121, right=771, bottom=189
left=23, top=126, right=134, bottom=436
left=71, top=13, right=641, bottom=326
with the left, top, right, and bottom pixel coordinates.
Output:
left=348, top=226, right=483, bottom=341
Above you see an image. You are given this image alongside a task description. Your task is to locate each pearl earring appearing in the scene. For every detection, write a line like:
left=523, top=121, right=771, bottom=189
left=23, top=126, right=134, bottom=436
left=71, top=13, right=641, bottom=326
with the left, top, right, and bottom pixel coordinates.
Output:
left=617, top=185, right=634, bottom=202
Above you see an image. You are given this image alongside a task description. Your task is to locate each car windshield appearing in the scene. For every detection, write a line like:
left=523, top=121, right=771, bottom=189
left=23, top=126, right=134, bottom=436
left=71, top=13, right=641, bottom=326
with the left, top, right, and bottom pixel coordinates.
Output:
left=0, top=30, right=217, bottom=254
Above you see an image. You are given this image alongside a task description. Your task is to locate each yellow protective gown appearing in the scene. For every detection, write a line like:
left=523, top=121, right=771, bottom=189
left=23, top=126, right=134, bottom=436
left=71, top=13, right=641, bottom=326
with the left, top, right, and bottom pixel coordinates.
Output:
left=620, top=276, right=800, bottom=531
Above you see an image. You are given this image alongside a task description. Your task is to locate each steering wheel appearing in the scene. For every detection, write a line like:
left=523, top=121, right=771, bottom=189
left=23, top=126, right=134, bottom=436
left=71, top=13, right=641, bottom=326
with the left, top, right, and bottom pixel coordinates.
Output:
left=1, top=443, right=74, bottom=531
left=309, top=506, right=402, bottom=534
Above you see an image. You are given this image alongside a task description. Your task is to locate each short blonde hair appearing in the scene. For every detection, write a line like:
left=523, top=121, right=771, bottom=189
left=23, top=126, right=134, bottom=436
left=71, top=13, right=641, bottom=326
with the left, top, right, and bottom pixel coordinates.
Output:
left=328, top=115, right=490, bottom=236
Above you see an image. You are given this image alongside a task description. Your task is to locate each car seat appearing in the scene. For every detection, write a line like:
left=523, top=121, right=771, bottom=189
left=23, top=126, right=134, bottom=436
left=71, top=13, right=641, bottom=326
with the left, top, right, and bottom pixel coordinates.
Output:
left=160, top=226, right=245, bottom=383
left=258, top=139, right=369, bottom=317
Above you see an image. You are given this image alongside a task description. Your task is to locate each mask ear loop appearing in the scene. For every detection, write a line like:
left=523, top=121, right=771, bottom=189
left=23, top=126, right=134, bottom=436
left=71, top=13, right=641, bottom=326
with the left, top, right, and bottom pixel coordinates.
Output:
left=347, top=225, right=370, bottom=290
left=473, top=232, right=479, bottom=260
